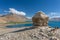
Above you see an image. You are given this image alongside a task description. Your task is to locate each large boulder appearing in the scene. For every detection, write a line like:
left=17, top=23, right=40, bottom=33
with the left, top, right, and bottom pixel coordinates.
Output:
left=32, top=11, right=49, bottom=26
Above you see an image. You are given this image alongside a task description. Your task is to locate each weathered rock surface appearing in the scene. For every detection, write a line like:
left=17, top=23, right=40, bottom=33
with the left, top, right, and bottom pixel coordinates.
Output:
left=0, top=26, right=60, bottom=40
left=32, top=11, right=49, bottom=26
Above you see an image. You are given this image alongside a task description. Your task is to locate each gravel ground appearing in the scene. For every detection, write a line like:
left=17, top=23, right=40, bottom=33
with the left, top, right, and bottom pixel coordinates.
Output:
left=0, top=26, right=59, bottom=40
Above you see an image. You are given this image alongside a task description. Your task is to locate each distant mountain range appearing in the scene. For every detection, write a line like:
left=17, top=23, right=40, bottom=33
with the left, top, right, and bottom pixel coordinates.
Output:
left=0, top=13, right=28, bottom=23
left=50, top=17, right=60, bottom=21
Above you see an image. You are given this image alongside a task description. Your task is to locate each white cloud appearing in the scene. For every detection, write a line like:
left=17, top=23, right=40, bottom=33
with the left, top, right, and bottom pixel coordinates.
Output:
left=47, top=12, right=60, bottom=18
left=4, top=8, right=26, bottom=16
left=9, top=8, right=26, bottom=16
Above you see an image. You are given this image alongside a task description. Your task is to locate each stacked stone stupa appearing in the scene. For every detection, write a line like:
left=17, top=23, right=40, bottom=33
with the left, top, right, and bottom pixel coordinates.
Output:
left=32, top=11, right=49, bottom=26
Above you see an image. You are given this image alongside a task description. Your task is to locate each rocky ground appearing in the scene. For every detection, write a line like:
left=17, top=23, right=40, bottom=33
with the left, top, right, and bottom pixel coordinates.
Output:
left=0, top=26, right=60, bottom=40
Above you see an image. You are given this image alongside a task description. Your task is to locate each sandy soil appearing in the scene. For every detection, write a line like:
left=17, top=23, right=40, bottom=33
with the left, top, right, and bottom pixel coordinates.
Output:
left=0, top=27, right=28, bottom=35
left=0, top=24, right=14, bottom=27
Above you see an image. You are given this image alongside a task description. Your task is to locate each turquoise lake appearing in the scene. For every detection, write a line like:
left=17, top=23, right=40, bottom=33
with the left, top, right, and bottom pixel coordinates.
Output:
left=6, top=21, right=60, bottom=28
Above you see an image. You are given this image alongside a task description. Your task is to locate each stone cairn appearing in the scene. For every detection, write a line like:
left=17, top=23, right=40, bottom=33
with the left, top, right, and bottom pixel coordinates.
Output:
left=32, top=11, right=49, bottom=26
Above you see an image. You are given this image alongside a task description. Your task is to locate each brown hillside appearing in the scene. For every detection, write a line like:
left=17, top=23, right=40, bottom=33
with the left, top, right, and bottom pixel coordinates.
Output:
left=0, top=13, right=27, bottom=23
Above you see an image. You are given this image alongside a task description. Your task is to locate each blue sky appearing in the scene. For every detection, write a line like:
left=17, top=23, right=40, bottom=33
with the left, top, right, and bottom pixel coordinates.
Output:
left=0, top=0, right=60, bottom=18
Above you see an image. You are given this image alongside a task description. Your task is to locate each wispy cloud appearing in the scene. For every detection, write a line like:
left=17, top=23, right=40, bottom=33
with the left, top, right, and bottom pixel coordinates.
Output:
left=4, top=8, right=26, bottom=16
left=47, top=12, right=60, bottom=18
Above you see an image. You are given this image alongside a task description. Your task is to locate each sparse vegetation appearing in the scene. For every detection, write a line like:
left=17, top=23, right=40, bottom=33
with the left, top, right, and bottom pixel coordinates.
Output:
left=4, top=21, right=32, bottom=24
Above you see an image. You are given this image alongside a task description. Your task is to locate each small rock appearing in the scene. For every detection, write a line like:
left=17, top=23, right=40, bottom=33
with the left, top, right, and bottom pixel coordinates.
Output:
left=49, top=37, right=59, bottom=40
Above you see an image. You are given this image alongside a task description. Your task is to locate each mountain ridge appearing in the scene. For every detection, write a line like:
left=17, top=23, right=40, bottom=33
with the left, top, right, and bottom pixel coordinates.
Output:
left=50, top=17, right=60, bottom=21
left=0, top=13, right=27, bottom=23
